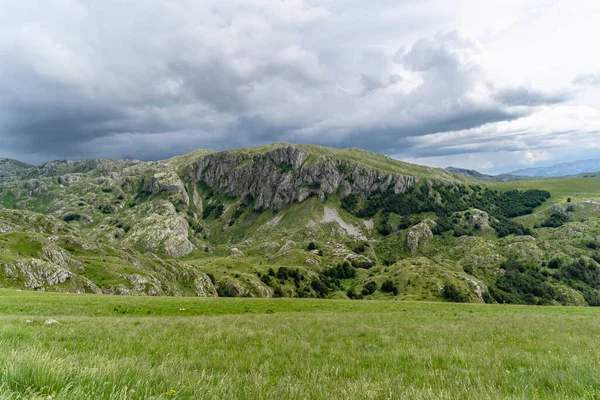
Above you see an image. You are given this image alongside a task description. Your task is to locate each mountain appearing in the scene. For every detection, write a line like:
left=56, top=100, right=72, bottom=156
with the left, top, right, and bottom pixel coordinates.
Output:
left=1, top=142, right=600, bottom=306
left=445, top=166, right=530, bottom=182
left=0, top=158, right=34, bottom=183
left=509, top=158, right=600, bottom=177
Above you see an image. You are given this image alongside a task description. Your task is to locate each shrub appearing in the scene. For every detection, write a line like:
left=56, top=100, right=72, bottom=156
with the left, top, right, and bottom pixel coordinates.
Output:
left=548, top=258, right=563, bottom=269
left=443, top=282, right=469, bottom=303
left=541, top=213, right=569, bottom=228
left=346, top=289, right=363, bottom=300
left=98, top=203, right=114, bottom=214
left=353, top=243, right=365, bottom=254
left=62, top=213, right=83, bottom=222
left=361, top=281, right=377, bottom=296
left=382, top=256, right=397, bottom=266
left=216, top=283, right=237, bottom=297
left=323, top=263, right=356, bottom=279
left=351, top=258, right=375, bottom=269
left=206, top=273, right=216, bottom=285
left=260, top=274, right=271, bottom=285
left=453, top=226, right=471, bottom=237
left=341, top=194, right=360, bottom=213
left=380, top=280, right=398, bottom=295
left=203, top=203, right=224, bottom=219
left=310, top=279, right=329, bottom=298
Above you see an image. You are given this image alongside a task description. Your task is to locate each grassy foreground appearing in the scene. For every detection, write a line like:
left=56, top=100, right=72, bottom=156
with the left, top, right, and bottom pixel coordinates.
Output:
left=1, top=291, right=600, bottom=399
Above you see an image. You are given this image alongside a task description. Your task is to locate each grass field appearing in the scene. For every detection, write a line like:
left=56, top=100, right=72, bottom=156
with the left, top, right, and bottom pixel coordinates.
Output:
left=494, top=176, right=600, bottom=210
left=1, top=290, right=600, bottom=399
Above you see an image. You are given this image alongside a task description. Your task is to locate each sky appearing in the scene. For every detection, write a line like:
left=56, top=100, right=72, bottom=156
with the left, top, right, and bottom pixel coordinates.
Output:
left=0, top=0, right=599, bottom=173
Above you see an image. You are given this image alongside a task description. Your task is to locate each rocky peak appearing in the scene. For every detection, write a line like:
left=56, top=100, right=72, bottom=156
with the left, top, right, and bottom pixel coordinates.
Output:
left=184, top=145, right=418, bottom=210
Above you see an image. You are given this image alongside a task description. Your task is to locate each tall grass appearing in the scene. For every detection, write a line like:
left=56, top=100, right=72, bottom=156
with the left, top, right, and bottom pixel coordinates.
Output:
left=1, top=291, right=600, bottom=399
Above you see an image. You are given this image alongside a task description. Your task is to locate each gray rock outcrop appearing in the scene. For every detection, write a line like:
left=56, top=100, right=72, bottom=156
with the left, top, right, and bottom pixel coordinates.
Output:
left=185, top=145, right=418, bottom=211
left=142, top=170, right=189, bottom=206
left=407, top=219, right=437, bottom=255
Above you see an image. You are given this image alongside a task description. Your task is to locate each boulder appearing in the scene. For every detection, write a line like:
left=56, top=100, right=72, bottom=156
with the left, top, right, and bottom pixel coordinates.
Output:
left=407, top=219, right=437, bottom=255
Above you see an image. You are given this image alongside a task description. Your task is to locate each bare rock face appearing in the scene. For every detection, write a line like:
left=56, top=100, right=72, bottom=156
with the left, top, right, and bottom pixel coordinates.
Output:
left=458, top=208, right=492, bottom=231
left=122, top=201, right=194, bottom=258
left=185, top=145, right=418, bottom=211
left=228, top=247, right=245, bottom=259
left=2, top=259, right=71, bottom=289
left=216, top=277, right=250, bottom=297
left=142, top=170, right=189, bottom=206
left=407, top=219, right=437, bottom=255
left=192, top=185, right=203, bottom=214
left=193, top=273, right=218, bottom=297
left=163, top=234, right=194, bottom=258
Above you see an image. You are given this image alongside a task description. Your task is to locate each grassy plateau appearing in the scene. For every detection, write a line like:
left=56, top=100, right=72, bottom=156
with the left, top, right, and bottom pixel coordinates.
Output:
left=2, top=290, right=600, bottom=399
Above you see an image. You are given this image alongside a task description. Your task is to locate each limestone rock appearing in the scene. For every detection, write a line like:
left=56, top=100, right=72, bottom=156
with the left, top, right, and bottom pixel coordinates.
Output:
left=228, top=248, right=245, bottom=259
left=407, top=219, right=437, bottom=255
left=193, top=273, right=218, bottom=297
left=185, top=145, right=418, bottom=211
left=142, top=170, right=189, bottom=206
left=216, top=278, right=250, bottom=297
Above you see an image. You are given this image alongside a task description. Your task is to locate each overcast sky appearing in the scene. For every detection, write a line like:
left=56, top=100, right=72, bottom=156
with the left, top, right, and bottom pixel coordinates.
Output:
left=1, top=0, right=599, bottom=173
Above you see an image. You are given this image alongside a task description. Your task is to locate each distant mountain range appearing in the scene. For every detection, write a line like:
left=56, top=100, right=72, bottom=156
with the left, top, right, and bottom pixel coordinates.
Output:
left=445, top=167, right=530, bottom=182
left=508, top=158, right=600, bottom=177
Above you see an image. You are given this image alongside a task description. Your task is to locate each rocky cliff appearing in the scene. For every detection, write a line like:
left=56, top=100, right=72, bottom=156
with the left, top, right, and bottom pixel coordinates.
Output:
left=185, top=145, right=418, bottom=210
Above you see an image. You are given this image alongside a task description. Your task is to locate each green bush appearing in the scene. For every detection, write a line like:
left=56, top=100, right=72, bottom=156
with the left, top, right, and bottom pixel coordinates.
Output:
left=323, top=263, right=356, bottom=279
left=310, top=279, right=329, bottom=298
left=62, top=213, right=83, bottom=222
left=344, top=182, right=549, bottom=239
left=442, top=282, right=469, bottom=303
left=548, top=258, right=563, bottom=269
left=541, top=213, right=569, bottom=228
left=380, top=280, right=398, bottom=295
left=361, top=281, right=377, bottom=296
left=203, top=203, right=224, bottom=219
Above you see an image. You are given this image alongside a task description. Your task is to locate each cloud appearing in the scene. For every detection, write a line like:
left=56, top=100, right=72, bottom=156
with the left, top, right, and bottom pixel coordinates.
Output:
left=573, top=73, right=600, bottom=87
left=493, top=86, right=570, bottom=106
left=0, top=0, right=592, bottom=170
left=399, top=105, right=600, bottom=172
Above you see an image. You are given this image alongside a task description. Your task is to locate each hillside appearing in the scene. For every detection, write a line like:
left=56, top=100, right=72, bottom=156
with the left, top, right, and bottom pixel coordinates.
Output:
left=509, top=157, right=600, bottom=177
left=0, top=158, right=34, bottom=182
left=445, top=166, right=532, bottom=182
left=1, top=143, right=600, bottom=306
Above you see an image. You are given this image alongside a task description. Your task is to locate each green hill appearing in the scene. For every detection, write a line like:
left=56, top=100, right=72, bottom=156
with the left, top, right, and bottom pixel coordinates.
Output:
left=1, top=143, right=599, bottom=305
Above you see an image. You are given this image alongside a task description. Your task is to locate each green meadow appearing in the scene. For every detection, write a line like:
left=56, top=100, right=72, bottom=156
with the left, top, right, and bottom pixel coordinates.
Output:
left=1, top=290, right=600, bottom=399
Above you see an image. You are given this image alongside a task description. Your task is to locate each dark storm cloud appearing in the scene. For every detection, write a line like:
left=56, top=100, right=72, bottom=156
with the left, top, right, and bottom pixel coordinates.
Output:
left=0, top=0, right=575, bottom=165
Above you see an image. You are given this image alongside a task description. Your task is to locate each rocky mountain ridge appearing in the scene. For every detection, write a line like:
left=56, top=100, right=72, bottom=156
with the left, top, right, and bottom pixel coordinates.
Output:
left=185, top=145, right=419, bottom=211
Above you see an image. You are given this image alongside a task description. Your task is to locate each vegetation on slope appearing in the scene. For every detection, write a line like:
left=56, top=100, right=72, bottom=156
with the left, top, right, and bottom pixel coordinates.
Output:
left=0, top=143, right=599, bottom=306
